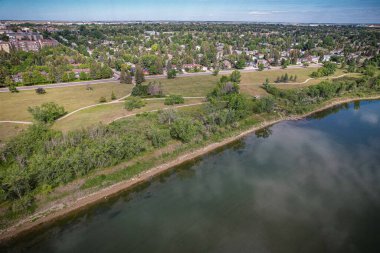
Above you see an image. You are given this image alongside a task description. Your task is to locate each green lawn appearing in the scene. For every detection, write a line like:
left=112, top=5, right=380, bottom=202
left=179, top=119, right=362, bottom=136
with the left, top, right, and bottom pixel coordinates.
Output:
left=53, top=98, right=205, bottom=132
left=239, top=67, right=320, bottom=96
left=143, top=75, right=219, bottom=97
left=0, top=123, right=29, bottom=146
left=0, top=82, right=132, bottom=121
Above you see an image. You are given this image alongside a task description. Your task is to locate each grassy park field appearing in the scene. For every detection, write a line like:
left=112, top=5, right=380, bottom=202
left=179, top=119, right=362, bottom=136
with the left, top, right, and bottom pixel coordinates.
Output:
left=1, top=66, right=354, bottom=143
left=53, top=97, right=205, bottom=132
left=0, top=82, right=132, bottom=121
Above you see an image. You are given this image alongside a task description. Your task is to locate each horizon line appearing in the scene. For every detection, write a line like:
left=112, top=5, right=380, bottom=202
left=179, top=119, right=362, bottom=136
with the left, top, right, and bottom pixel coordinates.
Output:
left=1, top=19, right=380, bottom=25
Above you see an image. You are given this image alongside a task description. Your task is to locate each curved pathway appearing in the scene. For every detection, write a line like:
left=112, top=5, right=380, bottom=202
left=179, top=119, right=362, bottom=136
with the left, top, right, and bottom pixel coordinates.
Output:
left=273, top=74, right=349, bottom=85
left=58, top=96, right=205, bottom=121
left=110, top=102, right=207, bottom=123
left=0, top=121, right=33, bottom=125
left=57, top=93, right=131, bottom=121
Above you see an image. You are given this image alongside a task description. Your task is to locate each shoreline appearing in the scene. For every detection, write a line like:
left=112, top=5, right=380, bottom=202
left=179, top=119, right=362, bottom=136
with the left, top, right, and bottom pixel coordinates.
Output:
left=1, top=95, right=380, bottom=243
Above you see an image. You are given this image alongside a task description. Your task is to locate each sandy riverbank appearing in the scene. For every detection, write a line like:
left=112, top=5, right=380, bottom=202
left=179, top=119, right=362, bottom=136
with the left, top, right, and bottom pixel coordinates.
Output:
left=1, top=95, right=380, bottom=243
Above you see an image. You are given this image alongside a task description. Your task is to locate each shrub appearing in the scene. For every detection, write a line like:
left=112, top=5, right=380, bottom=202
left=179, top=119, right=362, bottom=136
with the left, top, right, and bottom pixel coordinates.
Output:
left=111, top=91, right=116, bottom=100
left=164, top=95, right=185, bottom=105
left=99, top=96, right=107, bottom=103
left=230, top=70, right=241, bottom=83
left=11, top=194, right=35, bottom=213
left=9, top=84, right=19, bottom=93
left=147, top=81, right=163, bottom=96
left=35, top=87, right=46, bottom=94
left=170, top=117, right=200, bottom=142
left=167, top=69, right=177, bottom=79
left=147, top=128, right=171, bottom=148
left=252, top=97, right=276, bottom=113
left=125, top=97, right=146, bottom=111
left=158, top=109, right=178, bottom=125
left=27, top=102, right=66, bottom=123
left=131, top=84, right=148, bottom=96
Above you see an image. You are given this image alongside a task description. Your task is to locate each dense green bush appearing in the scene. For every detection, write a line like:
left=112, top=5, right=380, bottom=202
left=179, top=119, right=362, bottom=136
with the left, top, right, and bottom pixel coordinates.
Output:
left=167, top=69, right=177, bottom=79
left=164, top=95, right=184, bottom=105
left=170, top=118, right=201, bottom=142
left=27, top=102, right=66, bottom=123
left=35, top=87, right=46, bottom=94
left=131, top=84, right=148, bottom=96
left=0, top=124, right=148, bottom=202
left=125, top=97, right=146, bottom=110
left=252, top=97, right=276, bottom=113
left=147, top=128, right=171, bottom=148
left=99, top=96, right=107, bottom=103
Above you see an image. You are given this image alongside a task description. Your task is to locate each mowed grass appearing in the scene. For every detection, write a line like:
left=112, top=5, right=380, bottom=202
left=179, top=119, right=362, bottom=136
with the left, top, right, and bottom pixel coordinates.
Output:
left=143, top=75, right=219, bottom=97
left=0, top=82, right=132, bottom=121
left=278, top=70, right=360, bottom=89
left=239, top=67, right=320, bottom=96
left=145, top=67, right=321, bottom=97
left=0, top=123, right=29, bottom=146
left=53, top=98, right=205, bottom=132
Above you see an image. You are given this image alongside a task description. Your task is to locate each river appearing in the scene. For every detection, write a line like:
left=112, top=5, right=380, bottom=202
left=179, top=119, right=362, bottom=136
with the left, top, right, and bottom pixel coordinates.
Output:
left=5, top=100, right=380, bottom=253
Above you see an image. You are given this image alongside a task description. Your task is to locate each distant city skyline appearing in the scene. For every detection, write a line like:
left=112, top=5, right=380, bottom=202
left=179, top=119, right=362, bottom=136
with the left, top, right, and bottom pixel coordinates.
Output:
left=0, top=0, right=379, bottom=24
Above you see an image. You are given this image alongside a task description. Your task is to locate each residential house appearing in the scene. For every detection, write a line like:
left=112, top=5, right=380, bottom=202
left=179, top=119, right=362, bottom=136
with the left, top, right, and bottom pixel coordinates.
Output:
left=223, top=60, right=233, bottom=69
left=182, top=64, right=206, bottom=72
left=0, top=41, right=10, bottom=53
left=12, top=73, right=23, bottom=83
left=323, top=55, right=332, bottom=61
left=72, top=68, right=90, bottom=78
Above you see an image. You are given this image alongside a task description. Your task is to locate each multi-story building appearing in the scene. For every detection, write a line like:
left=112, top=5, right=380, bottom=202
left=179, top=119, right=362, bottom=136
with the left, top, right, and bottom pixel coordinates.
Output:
left=9, top=38, right=59, bottom=52
left=39, top=39, right=59, bottom=48
left=7, top=32, right=43, bottom=41
left=11, top=39, right=40, bottom=52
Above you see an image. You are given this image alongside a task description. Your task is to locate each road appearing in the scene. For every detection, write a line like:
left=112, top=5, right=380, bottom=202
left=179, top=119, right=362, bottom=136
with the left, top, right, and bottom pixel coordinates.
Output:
left=0, top=64, right=322, bottom=93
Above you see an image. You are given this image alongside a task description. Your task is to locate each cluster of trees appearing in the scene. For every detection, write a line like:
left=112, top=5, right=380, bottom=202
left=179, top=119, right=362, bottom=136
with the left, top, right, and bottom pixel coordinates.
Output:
left=264, top=75, right=380, bottom=113
left=0, top=123, right=148, bottom=211
left=132, top=81, right=163, bottom=97
left=275, top=73, right=298, bottom=83
left=310, top=62, right=337, bottom=78
left=119, top=68, right=133, bottom=84
left=0, top=44, right=114, bottom=87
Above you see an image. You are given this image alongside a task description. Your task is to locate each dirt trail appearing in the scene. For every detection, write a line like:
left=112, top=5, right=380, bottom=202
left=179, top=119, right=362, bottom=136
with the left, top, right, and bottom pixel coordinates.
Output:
left=0, top=121, right=33, bottom=125
left=273, top=73, right=349, bottom=85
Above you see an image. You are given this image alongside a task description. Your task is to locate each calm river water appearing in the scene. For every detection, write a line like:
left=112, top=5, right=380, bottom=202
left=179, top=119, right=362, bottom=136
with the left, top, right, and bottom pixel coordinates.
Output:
left=5, top=100, right=380, bottom=253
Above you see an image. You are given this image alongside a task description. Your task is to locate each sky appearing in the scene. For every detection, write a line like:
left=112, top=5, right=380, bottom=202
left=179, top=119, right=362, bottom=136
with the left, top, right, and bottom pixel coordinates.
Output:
left=0, top=0, right=379, bottom=23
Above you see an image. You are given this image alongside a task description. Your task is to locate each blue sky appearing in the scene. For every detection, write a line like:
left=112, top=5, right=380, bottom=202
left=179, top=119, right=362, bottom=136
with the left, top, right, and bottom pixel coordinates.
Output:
left=0, top=0, right=379, bottom=23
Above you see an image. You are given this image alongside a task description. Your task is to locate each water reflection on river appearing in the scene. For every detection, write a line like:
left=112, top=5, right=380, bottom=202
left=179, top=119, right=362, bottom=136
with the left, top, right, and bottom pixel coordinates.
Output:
left=6, top=100, right=380, bottom=253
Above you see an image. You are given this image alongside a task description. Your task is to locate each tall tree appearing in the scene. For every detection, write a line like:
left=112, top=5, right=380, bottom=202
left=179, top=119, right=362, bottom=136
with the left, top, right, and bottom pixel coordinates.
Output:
left=120, top=68, right=126, bottom=83
left=135, top=65, right=145, bottom=85
left=125, top=69, right=133, bottom=84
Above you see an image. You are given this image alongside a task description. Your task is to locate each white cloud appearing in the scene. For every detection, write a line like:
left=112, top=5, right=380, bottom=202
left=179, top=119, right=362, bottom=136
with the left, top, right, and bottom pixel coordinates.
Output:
left=360, top=112, right=379, bottom=125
